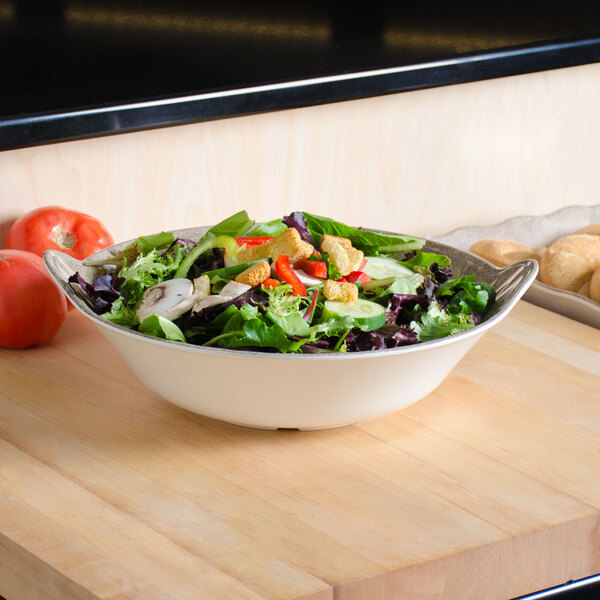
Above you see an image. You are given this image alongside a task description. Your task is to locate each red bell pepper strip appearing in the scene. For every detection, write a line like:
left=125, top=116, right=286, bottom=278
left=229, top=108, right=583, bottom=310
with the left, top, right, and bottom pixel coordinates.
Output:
left=295, top=258, right=327, bottom=279
left=274, top=255, right=307, bottom=296
left=345, top=270, right=371, bottom=284
left=234, top=236, right=272, bottom=247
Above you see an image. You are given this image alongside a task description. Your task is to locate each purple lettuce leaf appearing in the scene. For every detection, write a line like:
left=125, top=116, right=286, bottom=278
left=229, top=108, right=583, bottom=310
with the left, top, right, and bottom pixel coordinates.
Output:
left=386, top=294, right=430, bottom=325
left=344, top=330, right=387, bottom=352
left=282, top=212, right=313, bottom=245
left=422, top=263, right=453, bottom=298
left=380, top=324, right=419, bottom=347
left=68, top=271, right=125, bottom=314
left=187, top=247, right=226, bottom=279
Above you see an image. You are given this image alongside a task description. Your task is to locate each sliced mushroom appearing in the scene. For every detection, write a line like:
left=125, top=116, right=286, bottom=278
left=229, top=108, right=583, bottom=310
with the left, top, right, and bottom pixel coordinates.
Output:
left=220, top=281, right=251, bottom=298
left=136, top=278, right=198, bottom=323
left=193, top=274, right=211, bottom=299
left=192, top=294, right=233, bottom=313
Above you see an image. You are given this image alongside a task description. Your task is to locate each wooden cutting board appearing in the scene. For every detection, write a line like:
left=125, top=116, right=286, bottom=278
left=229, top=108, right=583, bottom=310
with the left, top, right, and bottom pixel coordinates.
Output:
left=0, top=301, right=599, bottom=600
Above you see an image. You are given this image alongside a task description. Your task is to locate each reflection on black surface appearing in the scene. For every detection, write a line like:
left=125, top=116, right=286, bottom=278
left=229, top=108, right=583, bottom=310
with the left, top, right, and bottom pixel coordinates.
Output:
left=1, top=1, right=600, bottom=117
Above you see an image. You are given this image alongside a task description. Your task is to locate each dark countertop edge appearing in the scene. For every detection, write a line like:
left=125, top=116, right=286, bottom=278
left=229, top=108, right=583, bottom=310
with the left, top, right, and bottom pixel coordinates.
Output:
left=512, top=573, right=600, bottom=599
left=2, top=35, right=600, bottom=152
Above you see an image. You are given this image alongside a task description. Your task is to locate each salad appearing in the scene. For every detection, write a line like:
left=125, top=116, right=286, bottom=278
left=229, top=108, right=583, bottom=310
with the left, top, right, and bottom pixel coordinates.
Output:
left=69, top=211, right=496, bottom=354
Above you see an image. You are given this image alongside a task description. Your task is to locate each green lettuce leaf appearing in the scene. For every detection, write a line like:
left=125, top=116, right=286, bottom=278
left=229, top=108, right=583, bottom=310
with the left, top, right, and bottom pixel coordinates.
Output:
left=102, top=296, right=139, bottom=327
left=399, top=252, right=451, bottom=269
left=203, top=210, right=255, bottom=240
left=436, top=275, right=496, bottom=315
left=203, top=304, right=294, bottom=353
left=303, top=212, right=425, bottom=255
left=411, top=301, right=474, bottom=342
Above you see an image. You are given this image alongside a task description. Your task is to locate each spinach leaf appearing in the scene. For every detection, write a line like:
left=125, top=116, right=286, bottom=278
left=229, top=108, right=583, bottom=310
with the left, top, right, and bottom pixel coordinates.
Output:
left=203, top=210, right=255, bottom=240
left=247, top=218, right=288, bottom=236
left=436, top=275, right=496, bottom=315
left=138, top=314, right=186, bottom=342
left=399, top=252, right=451, bottom=270
left=205, top=304, right=294, bottom=352
left=135, top=232, right=177, bottom=253
left=303, top=212, right=425, bottom=255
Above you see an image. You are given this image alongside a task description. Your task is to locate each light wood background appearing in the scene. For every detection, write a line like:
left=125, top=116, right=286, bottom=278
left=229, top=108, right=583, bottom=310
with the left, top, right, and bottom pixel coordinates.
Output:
left=1, top=61, right=599, bottom=246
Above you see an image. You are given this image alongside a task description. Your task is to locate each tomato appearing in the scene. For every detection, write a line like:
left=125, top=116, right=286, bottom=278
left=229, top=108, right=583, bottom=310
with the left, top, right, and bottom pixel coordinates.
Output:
left=6, top=206, right=114, bottom=259
left=0, top=249, right=67, bottom=349
left=6, top=206, right=114, bottom=311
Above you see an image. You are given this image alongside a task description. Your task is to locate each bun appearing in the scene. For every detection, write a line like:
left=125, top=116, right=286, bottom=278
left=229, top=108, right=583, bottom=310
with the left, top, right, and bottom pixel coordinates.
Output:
left=503, top=247, right=546, bottom=266
left=574, top=223, right=600, bottom=236
left=539, top=248, right=594, bottom=292
left=590, top=269, right=600, bottom=303
left=548, top=234, right=600, bottom=269
left=578, top=279, right=592, bottom=298
left=469, top=221, right=600, bottom=304
left=468, top=238, right=532, bottom=267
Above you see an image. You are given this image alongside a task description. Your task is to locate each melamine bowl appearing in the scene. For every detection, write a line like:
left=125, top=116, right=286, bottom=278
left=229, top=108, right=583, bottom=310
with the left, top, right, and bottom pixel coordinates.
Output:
left=44, top=226, right=538, bottom=430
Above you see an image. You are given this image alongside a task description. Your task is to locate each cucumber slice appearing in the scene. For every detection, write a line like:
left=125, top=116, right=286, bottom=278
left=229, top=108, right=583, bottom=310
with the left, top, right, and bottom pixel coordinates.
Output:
left=322, top=299, right=386, bottom=332
left=362, top=256, right=414, bottom=279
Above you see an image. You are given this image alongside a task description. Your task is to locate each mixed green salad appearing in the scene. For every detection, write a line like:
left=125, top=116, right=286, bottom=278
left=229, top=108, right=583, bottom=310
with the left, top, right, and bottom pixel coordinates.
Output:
left=69, top=211, right=496, bottom=353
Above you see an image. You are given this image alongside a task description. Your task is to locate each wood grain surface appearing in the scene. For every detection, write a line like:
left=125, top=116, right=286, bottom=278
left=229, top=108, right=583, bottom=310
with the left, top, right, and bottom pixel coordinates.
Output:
left=0, top=300, right=599, bottom=600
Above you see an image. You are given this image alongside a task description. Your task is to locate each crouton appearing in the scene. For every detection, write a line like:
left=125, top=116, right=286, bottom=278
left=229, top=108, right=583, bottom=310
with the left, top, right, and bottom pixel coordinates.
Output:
left=320, top=233, right=364, bottom=276
left=323, top=279, right=359, bottom=303
left=345, top=247, right=365, bottom=273
left=322, top=239, right=364, bottom=276
left=192, top=274, right=210, bottom=299
left=235, top=260, right=271, bottom=287
left=321, top=233, right=352, bottom=251
left=237, top=242, right=272, bottom=264
left=268, top=227, right=313, bottom=264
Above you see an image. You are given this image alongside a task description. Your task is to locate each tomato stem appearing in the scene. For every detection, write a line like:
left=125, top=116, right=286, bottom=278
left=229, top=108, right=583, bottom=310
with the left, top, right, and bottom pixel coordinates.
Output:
left=53, top=228, right=77, bottom=250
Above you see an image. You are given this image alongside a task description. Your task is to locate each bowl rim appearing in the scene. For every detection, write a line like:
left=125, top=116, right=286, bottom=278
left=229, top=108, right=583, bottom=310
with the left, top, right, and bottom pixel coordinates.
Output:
left=44, top=224, right=538, bottom=362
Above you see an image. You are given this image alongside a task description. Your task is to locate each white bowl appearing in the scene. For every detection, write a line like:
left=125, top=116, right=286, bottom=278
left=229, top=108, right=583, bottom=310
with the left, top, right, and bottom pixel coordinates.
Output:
left=44, top=227, right=538, bottom=430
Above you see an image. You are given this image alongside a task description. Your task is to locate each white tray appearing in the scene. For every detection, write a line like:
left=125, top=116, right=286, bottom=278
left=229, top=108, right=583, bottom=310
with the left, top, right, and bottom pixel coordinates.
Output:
left=434, top=204, right=600, bottom=329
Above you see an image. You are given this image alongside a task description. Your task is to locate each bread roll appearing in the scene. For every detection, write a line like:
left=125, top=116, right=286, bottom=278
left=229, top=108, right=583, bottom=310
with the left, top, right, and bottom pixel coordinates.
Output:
left=469, top=238, right=532, bottom=267
left=590, top=269, right=600, bottom=303
left=577, top=279, right=591, bottom=298
left=574, top=223, right=600, bottom=236
left=548, top=234, right=600, bottom=269
left=504, top=247, right=546, bottom=264
left=539, top=247, right=594, bottom=292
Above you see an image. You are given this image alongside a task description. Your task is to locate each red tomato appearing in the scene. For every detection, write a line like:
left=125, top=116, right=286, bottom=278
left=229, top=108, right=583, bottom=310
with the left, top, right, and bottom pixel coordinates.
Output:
left=6, top=205, right=114, bottom=259
left=0, top=249, right=67, bottom=349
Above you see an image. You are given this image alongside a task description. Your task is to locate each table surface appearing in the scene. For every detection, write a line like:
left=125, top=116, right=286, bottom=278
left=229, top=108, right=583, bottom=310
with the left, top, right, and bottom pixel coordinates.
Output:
left=1, top=300, right=599, bottom=600
left=2, top=2, right=600, bottom=149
